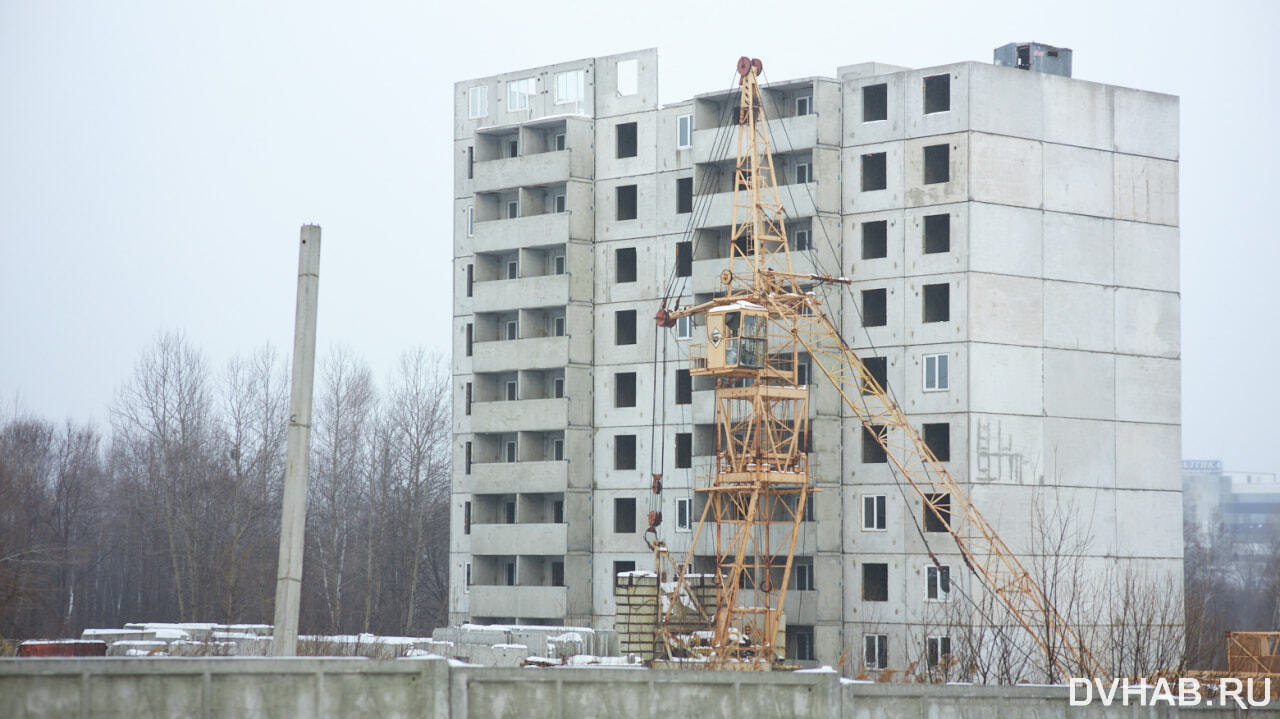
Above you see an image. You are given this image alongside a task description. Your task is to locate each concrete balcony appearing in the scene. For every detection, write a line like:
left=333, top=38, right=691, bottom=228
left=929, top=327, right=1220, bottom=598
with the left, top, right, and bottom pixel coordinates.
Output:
left=693, top=115, right=820, bottom=165
left=473, top=336, right=569, bottom=373
left=469, top=585, right=568, bottom=620
left=473, top=150, right=572, bottom=194
left=473, top=275, right=568, bottom=314
left=471, top=523, right=568, bottom=556
left=471, top=213, right=569, bottom=255
left=469, top=460, right=569, bottom=495
left=471, top=397, right=568, bottom=433
left=695, top=183, right=822, bottom=228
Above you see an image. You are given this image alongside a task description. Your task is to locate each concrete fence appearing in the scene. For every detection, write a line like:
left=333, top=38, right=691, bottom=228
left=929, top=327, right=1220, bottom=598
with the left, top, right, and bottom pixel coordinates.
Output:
left=1, top=658, right=1270, bottom=718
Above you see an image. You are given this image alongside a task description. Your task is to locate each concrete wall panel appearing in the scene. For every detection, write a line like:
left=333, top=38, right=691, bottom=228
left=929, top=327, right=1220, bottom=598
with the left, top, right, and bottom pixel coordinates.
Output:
left=967, top=133, right=1042, bottom=209
left=906, top=273, right=967, bottom=346
left=1115, top=288, right=1180, bottom=358
left=1043, top=349, right=1115, bottom=421
left=1044, top=143, right=1113, bottom=217
left=967, top=273, right=1042, bottom=346
left=1113, top=87, right=1179, bottom=161
left=968, top=63, right=1043, bottom=140
left=848, top=210, right=907, bottom=280
left=967, top=203, right=1041, bottom=278
left=1114, top=154, right=1178, bottom=226
left=1116, top=488, right=1183, bottom=558
left=905, top=203, right=968, bottom=277
left=1115, top=356, right=1180, bottom=424
left=843, top=70, right=907, bottom=147
left=1042, top=75, right=1113, bottom=150
left=905, top=65, right=969, bottom=139
left=970, top=413, right=1044, bottom=486
left=843, top=142, right=906, bottom=214
left=904, top=133, right=968, bottom=207
left=1043, top=280, right=1115, bottom=353
left=1043, top=211, right=1114, bottom=285
left=1116, top=422, right=1182, bottom=491
left=967, top=343, right=1042, bottom=416
left=1114, top=221, right=1178, bottom=292
left=1043, top=417, right=1116, bottom=489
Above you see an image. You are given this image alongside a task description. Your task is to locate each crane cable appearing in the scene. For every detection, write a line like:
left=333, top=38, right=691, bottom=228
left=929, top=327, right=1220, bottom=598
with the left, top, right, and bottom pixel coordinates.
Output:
left=647, top=74, right=745, bottom=540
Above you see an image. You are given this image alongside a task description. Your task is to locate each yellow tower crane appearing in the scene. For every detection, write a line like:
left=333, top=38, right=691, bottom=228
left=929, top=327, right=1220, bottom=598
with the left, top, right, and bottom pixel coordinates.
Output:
left=652, top=56, right=1107, bottom=679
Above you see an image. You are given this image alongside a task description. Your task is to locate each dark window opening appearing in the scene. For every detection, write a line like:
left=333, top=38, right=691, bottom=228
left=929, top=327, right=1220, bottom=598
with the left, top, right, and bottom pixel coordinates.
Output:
left=923, top=214, right=950, bottom=254
left=553, top=500, right=564, bottom=523
left=552, top=561, right=565, bottom=587
left=927, top=636, right=953, bottom=669
left=466, top=146, right=474, bottom=179
left=466, top=264, right=474, bottom=297
left=924, top=423, right=950, bottom=462
left=616, top=310, right=637, bottom=345
left=676, top=369, right=692, bottom=405
left=1017, top=45, right=1031, bottom=69
left=861, top=152, right=887, bottom=191
left=676, top=177, right=693, bottom=214
left=465, top=382, right=472, bottom=415
left=923, top=283, right=950, bottom=323
left=614, top=560, right=636, bottom=577
left=793, top=558, right=815, bottom=591
left=676, top=433, right=692, bottom=469
left=924, top=74, right=950, bottom=114
left=787, top=625, right=815, bottom=662
left=615, top=372, right=637, bottom=408
left=464, top=501, right=471, bottom=534
left=505, top=562, right=516, bottom=586
left=862, top=424, right=887, bottom=464
left=865, top=635, right=888, bottom=670
left=465, top=323, right=473, bottom=356
left=464, top=442, right=472, bottom=475
left=504, top=500, right=516, bottom=524
left=863, top=495, right=886, bottom=530
left=616, top=122, right=638, bottom=158
left=863, top=84, right=887, bottom=122
left=863, top=563, right=889, bottom=601
left=861, top=356, right=887, bottom=395
left=617, top=185, right=638, bottom=221
left=617, top=247, right=637, bottom=283
left=923, top=144, right=950, bottom=184
left=614, top=498, right=636, bottom=533
left=862, top=288, right=887, bottom=327
left=861, top=220, right=887, bottom=260
left=924, top=493, right=951, bottom=532
left=676, top=241, right=692, bottom=277
left=615, top=434, right=637, bottom=471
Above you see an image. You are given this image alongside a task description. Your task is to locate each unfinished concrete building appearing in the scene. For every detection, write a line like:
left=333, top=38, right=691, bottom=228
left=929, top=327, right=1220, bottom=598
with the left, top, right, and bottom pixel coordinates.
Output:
left=450, top=45, right=1182, bottom=669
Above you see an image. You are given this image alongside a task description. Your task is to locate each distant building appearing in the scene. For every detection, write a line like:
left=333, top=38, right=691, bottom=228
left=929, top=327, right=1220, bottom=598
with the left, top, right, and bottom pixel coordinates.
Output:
left=1184, top=459, right=1280, bottom=547
left=450, top=45, right=1182, bottom=669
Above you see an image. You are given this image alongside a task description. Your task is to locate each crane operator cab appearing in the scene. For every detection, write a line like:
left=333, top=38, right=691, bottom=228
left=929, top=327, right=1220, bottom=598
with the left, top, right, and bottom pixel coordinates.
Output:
left=692, top=302, right=768, bottom=377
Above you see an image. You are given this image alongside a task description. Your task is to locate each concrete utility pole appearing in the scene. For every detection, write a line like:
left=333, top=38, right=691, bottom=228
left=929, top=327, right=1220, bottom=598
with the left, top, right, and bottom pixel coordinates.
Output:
left=271, top=224, right=322, bottom=656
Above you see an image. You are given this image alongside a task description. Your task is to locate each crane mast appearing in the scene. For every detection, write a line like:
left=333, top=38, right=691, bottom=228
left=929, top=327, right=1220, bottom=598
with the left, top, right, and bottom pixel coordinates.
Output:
left=655, top=56, right=1105, bottom=680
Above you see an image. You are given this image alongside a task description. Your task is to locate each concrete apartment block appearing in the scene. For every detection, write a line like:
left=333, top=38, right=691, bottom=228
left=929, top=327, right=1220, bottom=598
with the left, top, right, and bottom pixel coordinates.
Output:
left=451, top=47, right=1181, bottom=669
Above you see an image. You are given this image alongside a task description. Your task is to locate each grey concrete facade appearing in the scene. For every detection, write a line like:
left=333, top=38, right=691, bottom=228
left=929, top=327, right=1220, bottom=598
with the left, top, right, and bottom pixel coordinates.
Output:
left=2, top=658, right=1265, bottom=718
left=451, top=49, right=1182, bottom=671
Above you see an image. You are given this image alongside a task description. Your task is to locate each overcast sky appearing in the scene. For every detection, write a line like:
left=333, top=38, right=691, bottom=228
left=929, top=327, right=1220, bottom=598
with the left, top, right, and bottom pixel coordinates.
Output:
left=2, top=1, right=1277, bottom=473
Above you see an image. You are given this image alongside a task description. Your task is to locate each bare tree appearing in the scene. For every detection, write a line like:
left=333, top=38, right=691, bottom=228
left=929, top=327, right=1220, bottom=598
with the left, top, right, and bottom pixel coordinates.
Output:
left=307, top=346, right=376, bottom=633
left=110, top=331, right=217, bottom=622
left=213, top=344, right=289, bottom=623
left=384, top=349, right=450, bottom=634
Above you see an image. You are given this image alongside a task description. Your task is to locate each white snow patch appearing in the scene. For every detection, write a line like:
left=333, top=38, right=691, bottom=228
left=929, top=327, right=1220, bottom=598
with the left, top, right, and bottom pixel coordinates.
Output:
left=400, top=650, right=444, bottom=660
left=796, top=665, right=836, bottom=674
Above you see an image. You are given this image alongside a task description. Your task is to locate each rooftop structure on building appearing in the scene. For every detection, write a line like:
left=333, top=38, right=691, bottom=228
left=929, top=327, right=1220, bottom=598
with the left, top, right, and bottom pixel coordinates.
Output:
left=450, top=45, right=1182, bottom=670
